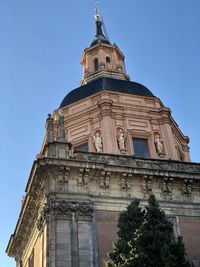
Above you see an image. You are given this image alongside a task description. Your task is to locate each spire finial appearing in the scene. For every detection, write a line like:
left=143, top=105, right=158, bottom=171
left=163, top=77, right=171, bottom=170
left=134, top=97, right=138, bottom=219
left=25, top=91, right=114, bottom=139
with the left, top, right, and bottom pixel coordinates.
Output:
left=95, top=2, right=101, bottom=22
left=95, top=2, right=99, bottom=15
left=90, top=2, right=110, bottom=47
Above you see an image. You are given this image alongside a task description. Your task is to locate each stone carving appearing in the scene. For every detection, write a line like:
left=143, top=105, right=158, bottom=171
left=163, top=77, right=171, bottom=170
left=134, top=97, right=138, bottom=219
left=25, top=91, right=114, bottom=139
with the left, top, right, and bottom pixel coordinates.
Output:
left=75, top=151, right=200, bottom=178
left=182, top=179, right=193, bottom=201
left=99, top=171, right=110, bottom=189
left=116, top=128, right=126, bottom=150
left=105, top=176, right=110, bottom=188
left=141, top=176, right=152, bottom=198
left=77, top=168, right=84, bottom=186
left=37, top=200, right=94, bottom=221
left=121, top=173, right=132, bottom=193
left=99, top=171, right=105, bottom=188
left=46, top=114, right=54, bottom=142
left=154, top=133, right=165, bottom=157
left=121, top=176, right=126, bottom=190
left=57, top=110, right=66, bottom=141
left=57, top=167, right=70, bottom=191
left=83, top=168, right=90, bottom=187
left=162, top=178, right=173, bottom=200
left=93, top=132, right=103, bottom=152
left=77, top=168, right=90, bottom=187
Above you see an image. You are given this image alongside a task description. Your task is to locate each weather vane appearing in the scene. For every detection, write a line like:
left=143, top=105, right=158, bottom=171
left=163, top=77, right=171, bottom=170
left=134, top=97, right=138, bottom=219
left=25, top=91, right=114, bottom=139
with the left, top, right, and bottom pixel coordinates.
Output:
left=95, top=1, right=99, bottom=14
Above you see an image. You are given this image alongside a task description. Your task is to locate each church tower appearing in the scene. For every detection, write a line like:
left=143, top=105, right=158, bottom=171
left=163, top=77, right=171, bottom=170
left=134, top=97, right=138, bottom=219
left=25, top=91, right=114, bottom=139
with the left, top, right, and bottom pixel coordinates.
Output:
left=7, top=9, right=200, bottom=267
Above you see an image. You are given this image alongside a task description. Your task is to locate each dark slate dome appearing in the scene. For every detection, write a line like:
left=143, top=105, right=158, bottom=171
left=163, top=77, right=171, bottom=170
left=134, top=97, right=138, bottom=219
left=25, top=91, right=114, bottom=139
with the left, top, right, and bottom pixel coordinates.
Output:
left=59, top=77, right=155, bottom=108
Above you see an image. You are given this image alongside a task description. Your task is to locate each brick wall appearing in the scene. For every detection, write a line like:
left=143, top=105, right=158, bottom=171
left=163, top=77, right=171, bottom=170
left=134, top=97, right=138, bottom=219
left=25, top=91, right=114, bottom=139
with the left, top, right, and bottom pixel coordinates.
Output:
left=179, top=216, right=200, bottom=267
left=95, top=210, right=119, bottom=267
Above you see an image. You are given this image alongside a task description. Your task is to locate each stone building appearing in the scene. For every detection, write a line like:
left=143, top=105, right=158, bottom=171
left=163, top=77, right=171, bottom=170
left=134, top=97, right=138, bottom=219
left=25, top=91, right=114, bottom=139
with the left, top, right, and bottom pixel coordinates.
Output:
left=7, top=10, right=200, bottom=267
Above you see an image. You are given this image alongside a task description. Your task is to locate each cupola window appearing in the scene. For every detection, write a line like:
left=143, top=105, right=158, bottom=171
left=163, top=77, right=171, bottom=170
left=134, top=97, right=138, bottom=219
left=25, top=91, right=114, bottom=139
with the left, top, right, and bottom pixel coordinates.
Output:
left=106, top=56, right=111, bottom=69
left=94, top=58, right=99, bottom=71
left=133, top=138, right=150, bottom=158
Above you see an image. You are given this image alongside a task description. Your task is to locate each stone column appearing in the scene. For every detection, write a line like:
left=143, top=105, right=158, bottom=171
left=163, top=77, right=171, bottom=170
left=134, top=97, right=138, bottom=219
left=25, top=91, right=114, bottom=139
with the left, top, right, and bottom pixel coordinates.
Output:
left=56, top=218, right=72, bottom=267
left=44, top=200, right=94, bottom=267
left=160, top=116, right=177, bottom=160
left=77, top=219, right=94, bottom=267
left=98, top=99, right=116, bottom=154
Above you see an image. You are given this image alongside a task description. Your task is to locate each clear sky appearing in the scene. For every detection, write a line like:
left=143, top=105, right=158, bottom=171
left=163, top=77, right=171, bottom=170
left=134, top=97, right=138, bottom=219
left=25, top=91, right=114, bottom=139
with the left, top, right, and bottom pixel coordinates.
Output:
left=1, top=0, right=200, bottom=266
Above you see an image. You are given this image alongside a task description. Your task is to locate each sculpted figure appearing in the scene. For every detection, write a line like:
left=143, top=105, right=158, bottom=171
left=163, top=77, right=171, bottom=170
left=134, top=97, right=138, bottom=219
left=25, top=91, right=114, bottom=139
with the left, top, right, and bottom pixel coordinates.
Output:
left=93, top=132, right=103, bottom=152
left=155, top=134, right=164, bottom=154
left=46, top=113, right=54, bottom=142
left=117, top=128, right=125, bottom=150
left=57, top=110, right=66, bottom=141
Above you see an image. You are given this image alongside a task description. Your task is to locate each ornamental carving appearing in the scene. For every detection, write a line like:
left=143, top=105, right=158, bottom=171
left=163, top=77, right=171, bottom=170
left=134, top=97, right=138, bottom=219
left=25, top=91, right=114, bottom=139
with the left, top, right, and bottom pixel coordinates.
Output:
left=99, top=171, right=111, bottom=189
left=161, top=178, right=173, bottom=200
left=141, top=175, right=152, bottom=199
left=37, top=200, right=94, bottom=230
left=182, top=179, right=193, bottom=201
left=121, top=173, right=132, bottom=194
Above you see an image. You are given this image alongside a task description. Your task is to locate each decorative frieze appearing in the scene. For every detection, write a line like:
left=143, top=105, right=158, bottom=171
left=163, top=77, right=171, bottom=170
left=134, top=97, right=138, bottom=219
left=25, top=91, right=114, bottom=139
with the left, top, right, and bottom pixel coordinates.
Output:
left=37, top=200, right=94, bottom=229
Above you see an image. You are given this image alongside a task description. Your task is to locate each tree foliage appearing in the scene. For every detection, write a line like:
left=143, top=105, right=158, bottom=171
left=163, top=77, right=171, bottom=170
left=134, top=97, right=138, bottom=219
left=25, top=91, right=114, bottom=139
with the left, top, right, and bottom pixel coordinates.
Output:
left=107, top=195, right=192, bottom=267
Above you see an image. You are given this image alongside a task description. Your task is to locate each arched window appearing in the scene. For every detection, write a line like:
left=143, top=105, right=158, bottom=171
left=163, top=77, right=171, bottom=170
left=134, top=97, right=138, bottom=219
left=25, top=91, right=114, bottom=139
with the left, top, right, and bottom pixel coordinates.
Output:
left=94, top=58, right=99, bottom=71
left=106, top=56, right=110, bottom=69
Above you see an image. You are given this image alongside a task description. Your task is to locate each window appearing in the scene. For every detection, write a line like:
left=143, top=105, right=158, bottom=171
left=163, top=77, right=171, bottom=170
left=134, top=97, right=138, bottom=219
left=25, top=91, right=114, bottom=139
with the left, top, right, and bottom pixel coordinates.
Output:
left=106, top=56, right=110, bottom=69
left=94, top=58, right=99, bottom=71
left=74, top=143, right=88, bottom=152
left=133, top=138, right=150, bottom=158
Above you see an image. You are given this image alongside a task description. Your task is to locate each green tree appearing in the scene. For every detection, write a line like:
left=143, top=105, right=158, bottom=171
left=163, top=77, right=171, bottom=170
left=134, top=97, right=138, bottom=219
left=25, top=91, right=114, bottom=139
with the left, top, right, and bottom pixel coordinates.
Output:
left=107, top=195, right=192, bottom=267
left=107, top=199, right=145, bottom=267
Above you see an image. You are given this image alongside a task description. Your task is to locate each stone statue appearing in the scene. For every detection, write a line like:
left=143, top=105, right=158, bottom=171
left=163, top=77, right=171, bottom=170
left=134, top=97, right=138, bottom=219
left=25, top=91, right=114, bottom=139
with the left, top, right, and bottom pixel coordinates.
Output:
left=154, top=134, right=165, bottom=154
left=117, top=129, right=125, bottom=150
left=57, top=110, right=66, bottom=141
left=93, top=132, right=103, bottom=152
left=46, top=113, right=54, bottom=142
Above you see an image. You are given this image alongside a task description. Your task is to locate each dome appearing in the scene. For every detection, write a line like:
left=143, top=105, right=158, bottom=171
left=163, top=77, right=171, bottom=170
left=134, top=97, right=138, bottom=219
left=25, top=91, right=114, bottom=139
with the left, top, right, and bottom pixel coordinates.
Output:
left=59, top=77, right=156, bottom=108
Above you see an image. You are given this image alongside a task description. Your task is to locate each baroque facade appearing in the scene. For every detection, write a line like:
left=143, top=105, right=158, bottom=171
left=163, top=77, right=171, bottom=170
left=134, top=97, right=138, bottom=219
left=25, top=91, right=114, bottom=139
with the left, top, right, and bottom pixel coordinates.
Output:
left=7, top=10, right=200, bottom=267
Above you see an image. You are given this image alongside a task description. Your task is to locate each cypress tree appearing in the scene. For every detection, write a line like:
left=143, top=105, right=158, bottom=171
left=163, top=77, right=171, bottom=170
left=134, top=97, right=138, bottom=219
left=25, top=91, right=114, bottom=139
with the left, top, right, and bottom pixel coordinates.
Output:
left=107, top=199, right=145, bottom=267
left=107, top=195, right=192, bottom=267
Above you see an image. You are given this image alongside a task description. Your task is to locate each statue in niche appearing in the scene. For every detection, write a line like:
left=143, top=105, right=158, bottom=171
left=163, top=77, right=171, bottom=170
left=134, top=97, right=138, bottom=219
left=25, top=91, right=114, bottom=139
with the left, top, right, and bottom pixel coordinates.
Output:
left=154, top=133, right=165, bottom=155
left=93, top=132, right=103, bottom=152
left=46, top=113, right=54, bottom=142
left=57, top=110, right=66, bottom=141
left=116, top=128, right=126, bottom=150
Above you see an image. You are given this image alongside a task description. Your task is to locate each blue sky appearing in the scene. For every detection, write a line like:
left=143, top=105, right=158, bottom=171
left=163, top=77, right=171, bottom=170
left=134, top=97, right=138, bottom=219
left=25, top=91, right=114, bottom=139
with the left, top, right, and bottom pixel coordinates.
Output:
left=1, top=0, right=200, bottom=266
